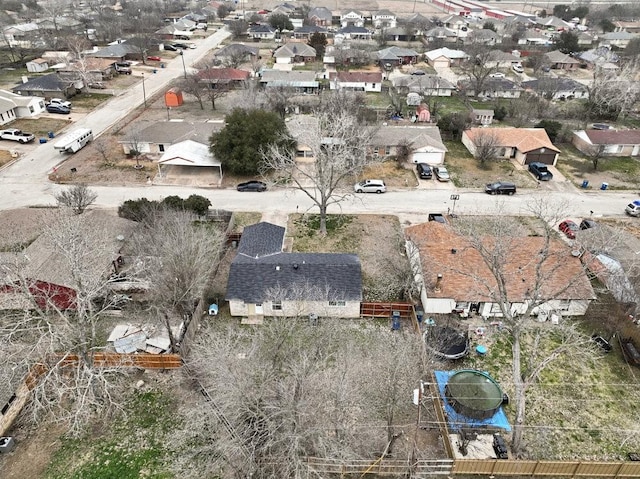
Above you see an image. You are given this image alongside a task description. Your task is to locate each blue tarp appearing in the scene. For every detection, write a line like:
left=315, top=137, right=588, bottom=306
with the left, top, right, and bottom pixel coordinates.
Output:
left=434, top=370, right=511, bottom=432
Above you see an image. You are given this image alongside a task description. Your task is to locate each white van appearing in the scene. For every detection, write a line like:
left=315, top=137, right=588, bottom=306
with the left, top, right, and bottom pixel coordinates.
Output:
left=354, top=179, right=386, bottom=194
left=626, top=200, right=640, bottom=217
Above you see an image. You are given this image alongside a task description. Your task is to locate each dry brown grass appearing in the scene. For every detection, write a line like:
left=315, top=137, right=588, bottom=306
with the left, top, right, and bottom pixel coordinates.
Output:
left=360, top=159, right=418, bottom=187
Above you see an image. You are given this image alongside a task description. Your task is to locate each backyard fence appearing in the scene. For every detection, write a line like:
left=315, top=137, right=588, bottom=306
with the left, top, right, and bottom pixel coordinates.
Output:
left=360, top=301, right=414, bottom=319
left=452, top=458, right=640, bottom=477
left=306, top=457, right=453, bottom=476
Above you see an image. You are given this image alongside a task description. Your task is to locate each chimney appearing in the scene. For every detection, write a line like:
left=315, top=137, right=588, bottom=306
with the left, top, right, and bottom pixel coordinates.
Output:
left=21, top=76, right=28, bottom=84
left=434, top=274, right=443, bottom=292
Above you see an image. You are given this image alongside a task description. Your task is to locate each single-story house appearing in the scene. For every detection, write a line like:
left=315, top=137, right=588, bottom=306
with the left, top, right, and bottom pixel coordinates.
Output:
left=0, top=210, right=136, bottom=311
left=0, top=97, right=17, bottom=126
left=156, top=23, right=194, bottom=40
left=292, top=25, right=328, bottom=40
left=88, top=42, right=142, bottom=62
left=383, top=27, right=418, bottom=42
left=12, top=73, right=78, bottom=100
left=118, top=121, right=223, bottom=155
left=336, top=25, right=372, bottom=40
left=214, top=44, right=259, bottom=61
left=424, top=26, right=458, bottom=44
left=392, top=74, right=456, bottom=97
left=577, top=31, right=596, bottom=47
left=441, top=14, right=470, bottom=38
left=226, top=222, right=362, bottom=319
left=156, top=139, right=222, bottom=179
left=485, top=50, right=521, bottom=69
left=324, top=46, right=372, bottom=67
left=544, top=50, right=580, bottom=70
left=459, top=78, right=523, bottom=99
left=425, top=47, right=467, bottom=68
left=517, top=30, right=551, bottom=46
left=329, top=71, right=382, bottom=92
left=260, top=70, right=319, bottom=93
left=522, top=77, right=589, bottom=100
left=600, top=31, right=636, bottom=49
left=0, top=90, right=45, bottom=118
left=37, top=16, right=83, bottom=32
left=405, top=221, right=595, bottom=317
left=58, top=58, right=116, bottom=83
left=572, top=129, right=640, bottom=157
left=196, top=68, right=250, bottom=88
left=462, top=127, right=560, bottom=165
left=308, top=7, right=332, bottom=27
left=371, top=125, right=447, bottom=164
left=274, top=43, right=317, bottom=64
left=372, top=9, right=397, bottom=29
left=2, top=23, right=39, bottom=48
left=249, top=24, right=277, bottom=40
left=576, top=47, right=619, bottom=70
left=613, top=21, right=640, bottom=34
left=534, top=15, right=572, bottom=31
left=468, top=28, right=500, bottom=45
left=470, top=108, right=494, bottom=126
left=340, top=10, right=365, bottom=28
left=377, top=46, right=419, bottom=66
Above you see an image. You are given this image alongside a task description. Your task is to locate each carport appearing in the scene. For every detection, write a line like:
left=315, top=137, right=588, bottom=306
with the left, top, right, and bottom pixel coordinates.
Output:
left=156, top=140, right=222, bottom=185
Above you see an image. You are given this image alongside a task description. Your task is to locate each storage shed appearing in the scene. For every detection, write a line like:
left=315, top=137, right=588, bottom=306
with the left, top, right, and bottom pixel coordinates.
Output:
left=164, top=88, right=183, bottom=107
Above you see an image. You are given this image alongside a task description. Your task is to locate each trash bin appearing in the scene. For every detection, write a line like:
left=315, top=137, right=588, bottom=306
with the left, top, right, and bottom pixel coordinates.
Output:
left=392, top=311, right=401, bottom=330
left=416, top=309, right=424, bottom=323
left=601, top=182, right=608, bottom=190
left=160, top=63, right=165, bottom=68
left=581, top=180, right=589, bottom=188
left=47, top=131, right=54, bottom=138
left=0, top=437, right=16, bottom=453
left=39, top=138, right=47, bottom=144
left=152, top=69, right=157, bottom=74
left=476, top=345, right=487, bottom=356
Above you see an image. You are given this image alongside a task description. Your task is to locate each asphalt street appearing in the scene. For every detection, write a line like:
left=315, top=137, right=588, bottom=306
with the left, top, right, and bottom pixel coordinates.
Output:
left=0, top=27, right=637, bottom=222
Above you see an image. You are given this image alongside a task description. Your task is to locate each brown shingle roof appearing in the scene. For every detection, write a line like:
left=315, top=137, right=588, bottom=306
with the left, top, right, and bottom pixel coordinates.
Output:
left=330, top=71, right=382, bottom=83
left=196, top=68, right=250, bottom=81
left=406, top=222, right=595, bottom=302
left=465, top=127, right=560, bottom=153
left=585, top=129, right=640, bottom=145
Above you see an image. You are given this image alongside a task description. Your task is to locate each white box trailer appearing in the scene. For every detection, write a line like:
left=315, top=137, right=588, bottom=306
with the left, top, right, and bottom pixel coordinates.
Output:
left=53, top=128, right=93, bottom=153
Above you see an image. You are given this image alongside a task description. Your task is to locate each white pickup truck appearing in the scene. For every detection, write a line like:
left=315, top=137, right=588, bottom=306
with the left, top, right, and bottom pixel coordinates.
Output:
left=0, top=129, right=35, bottom=143
left=48, top=98, right=71, bottom=109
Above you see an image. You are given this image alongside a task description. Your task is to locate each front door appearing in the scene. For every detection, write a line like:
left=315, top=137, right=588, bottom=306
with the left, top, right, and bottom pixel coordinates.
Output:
left=255, top=303, right=264, bottom=315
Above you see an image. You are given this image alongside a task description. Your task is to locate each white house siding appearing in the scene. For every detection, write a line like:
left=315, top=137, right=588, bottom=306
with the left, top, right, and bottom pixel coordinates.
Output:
left=424, top=297, right=456, bottom=314
left=0, top=109, right=16, bottom=126
left=536, top=299, right=590, bottom=316
left=330, top=81, right=382, bottom=92
left=276, top=57, right=292, bottom=64
left=230, top=299, right=361, bottom=318
left=15, top=99, right=45, bottom=117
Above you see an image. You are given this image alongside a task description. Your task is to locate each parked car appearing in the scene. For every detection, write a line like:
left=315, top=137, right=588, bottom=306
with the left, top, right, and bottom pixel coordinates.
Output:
left=558, top=219, right=579, bottom=239
left=172, top=42, right=190, bottom=49
left=489, top=72, right=506, bottom=78
left=528, top=162, right=553, bottom=181
left=416, top=163, right=432, bottom=179
left=485, top=181, right=516, bottom=195
left=48, top=98, right=71, bottom=109
left=163, top=44, right=179, bottom=52
left=237, top=180, right=267, bottom=192
left=626, top=200, right=640, bottom=216
left=411, top=69, right=426, bottom=76
left=512, top=63, right=524, bottom=73
left=579, top=218, right=597, bottom=229
left=433, top=166, right=450, bottom=182
left=46, top=104, right=71, bottom=114
left=354, top=179, right=386, bottom=194
left=115, top=62, right=132, bottom=74
left=146, top=55, right=162, bottom=62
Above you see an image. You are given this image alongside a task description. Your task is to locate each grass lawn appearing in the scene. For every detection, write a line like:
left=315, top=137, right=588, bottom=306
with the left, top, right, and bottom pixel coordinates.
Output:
left=557, top=144, right=640, bottom=190
left=8, top=118, right=71, bottom=138
left=71, top=92, right=112, bottom=109
left=45, top=389, right=177, bottom=479
left=444, top=140, right=537, bottom=189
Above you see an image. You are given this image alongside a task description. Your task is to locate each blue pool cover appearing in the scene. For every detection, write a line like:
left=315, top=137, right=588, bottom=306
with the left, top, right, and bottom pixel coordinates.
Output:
left=434, top=370, right=511, bottom=432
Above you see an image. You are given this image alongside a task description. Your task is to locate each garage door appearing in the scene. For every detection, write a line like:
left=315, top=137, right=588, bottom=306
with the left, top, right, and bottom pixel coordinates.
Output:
left=524, top=153, right=556, bottom=165
left=412, top=152, right=443, bottom=164
left=432, top=59, right=449, bottom=68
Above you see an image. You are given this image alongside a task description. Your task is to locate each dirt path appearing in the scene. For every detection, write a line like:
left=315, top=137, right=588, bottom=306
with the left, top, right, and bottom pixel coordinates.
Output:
left=0, top=422, right=66, bottom=479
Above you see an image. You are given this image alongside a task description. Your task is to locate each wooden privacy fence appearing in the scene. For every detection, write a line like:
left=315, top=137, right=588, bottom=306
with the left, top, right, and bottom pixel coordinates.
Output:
left=306, top=457, right=453, bottom=476
left=452, top=459, right=640, bottom=477
left=360, top=302, right=413, bottom=319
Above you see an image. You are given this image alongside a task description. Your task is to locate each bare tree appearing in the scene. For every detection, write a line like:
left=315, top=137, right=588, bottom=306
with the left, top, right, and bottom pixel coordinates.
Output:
left=262, top=93, right=379, bottom=235
left=129, top=209, right=226, bottom=352
left=586, top=61, right=640, bottom=122
left=447, top=201, right=602, bottom=455
left=203, top=82, right=229, bottom=110
left=472, top=130, right=501, bottom=165
left=93, top=137, right=112, bottom=166
left=178, top=73, right=206, bottom=109
left=179, top=318, right=427, bottom=478
left=586, top=143, right=606, bottom=171
left=124, top=129, right=146, bottom=169
left=228, top=20, right=248, bottom=39
left=463, top=44, right=497, bottom=98
left=55, top=184, right=98, bottom=214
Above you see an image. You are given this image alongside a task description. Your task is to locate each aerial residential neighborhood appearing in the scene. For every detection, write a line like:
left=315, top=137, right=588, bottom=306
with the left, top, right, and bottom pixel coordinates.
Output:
left=1, top=0, right=640, bottom=477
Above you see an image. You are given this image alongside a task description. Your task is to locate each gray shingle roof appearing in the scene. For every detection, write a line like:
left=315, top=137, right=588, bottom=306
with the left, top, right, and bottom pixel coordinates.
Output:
left=238, top=222, right=285, bottom=258
left=89, top=43, right=140, bottom=59
left=215, top=43, right=259, bottom=57
left=118, top=121, right=223, bottom=145
left=227, top=252, right=362, bottom=303
left=12, top=73, right=71, bottom=93
left=522, top=77, right=587, bottom=92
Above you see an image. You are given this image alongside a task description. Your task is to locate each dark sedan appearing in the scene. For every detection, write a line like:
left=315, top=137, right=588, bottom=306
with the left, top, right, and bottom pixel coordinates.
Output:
left=46, top=104, right=71, bottom=114
left=237, top=180, right=267, bottom=192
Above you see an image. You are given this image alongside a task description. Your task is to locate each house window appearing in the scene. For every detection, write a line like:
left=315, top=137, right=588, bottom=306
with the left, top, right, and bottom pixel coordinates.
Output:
left=557, top=300, right=571, bottom=311
left=29, top=106, right=34, bottom=113
left=159, top=144, right=165, bottom=152
left=272, top=300, right=282, bottom=311
left=371, top=83, right=376, bottom=89
left=490, top=303, right=503, bottom=313
left=498, top=147, right=506, bottom=156
left=329, top=300, right=346, bottom=307
left=604, top=144, right=623, bottom=154
left=384, top=146, right=391, bottom=155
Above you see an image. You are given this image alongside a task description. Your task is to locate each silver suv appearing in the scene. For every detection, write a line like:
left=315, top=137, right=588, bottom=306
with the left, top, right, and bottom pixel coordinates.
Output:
left=354, top=179, right=386, bottom=194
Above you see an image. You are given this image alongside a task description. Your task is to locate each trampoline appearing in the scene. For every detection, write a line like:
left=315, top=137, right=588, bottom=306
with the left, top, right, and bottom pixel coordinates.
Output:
left=423, top=326, right=469, bottom=360
left=445, top=369, right=504, bottom=420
